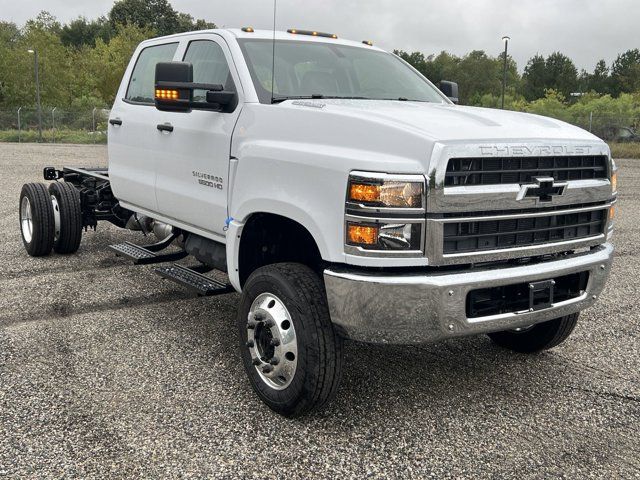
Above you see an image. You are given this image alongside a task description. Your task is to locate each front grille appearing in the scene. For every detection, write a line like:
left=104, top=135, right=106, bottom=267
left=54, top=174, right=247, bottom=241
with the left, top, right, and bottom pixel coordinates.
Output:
left=443, top=209, right=607, bottom=254
left=466, top=272, right=589, bottom=318
left=445, top=156, right=608, bottom=186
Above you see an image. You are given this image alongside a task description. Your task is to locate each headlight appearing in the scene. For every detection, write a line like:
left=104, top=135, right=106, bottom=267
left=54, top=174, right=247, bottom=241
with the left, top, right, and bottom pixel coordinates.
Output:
left=347, top=221, right=422, bottom=251
left=348, top=174, right=424, bottom=209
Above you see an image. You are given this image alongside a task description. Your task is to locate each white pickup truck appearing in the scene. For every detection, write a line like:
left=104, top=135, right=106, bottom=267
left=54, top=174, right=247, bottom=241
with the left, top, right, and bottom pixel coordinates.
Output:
left=18, top=28, right=616, bottom=416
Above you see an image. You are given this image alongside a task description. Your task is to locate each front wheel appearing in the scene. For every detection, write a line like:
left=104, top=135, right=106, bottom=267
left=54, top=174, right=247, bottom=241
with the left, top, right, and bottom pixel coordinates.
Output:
left=237, top=263, right=343, bottom=417
left=487, top=313, right=579, bottom=353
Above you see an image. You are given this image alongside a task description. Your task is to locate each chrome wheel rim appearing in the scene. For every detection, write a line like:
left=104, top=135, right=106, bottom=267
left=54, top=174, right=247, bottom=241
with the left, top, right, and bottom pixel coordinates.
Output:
left=20, top=196, right=33, bottom=244
left=51, top=195, right=61, bottom=242
left=247, top=293, right=298, bottom=390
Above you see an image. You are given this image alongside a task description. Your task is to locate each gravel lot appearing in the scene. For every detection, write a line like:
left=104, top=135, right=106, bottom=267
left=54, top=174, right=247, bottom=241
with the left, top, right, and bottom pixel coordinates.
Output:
left=0, top=144, right=638, bottom=479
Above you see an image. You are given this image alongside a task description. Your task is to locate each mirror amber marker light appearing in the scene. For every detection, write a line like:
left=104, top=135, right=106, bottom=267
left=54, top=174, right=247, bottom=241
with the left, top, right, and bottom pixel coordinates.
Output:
left=155, top=89, right=179, bottom=100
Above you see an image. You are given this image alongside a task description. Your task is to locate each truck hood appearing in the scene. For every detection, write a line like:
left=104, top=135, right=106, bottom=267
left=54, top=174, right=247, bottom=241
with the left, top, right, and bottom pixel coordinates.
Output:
left=289, top=99, right=602, bottom=144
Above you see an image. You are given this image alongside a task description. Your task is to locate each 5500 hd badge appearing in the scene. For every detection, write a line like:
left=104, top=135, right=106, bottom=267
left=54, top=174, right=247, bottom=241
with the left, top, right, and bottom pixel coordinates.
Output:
left=193, top=171, right=223, bottom=190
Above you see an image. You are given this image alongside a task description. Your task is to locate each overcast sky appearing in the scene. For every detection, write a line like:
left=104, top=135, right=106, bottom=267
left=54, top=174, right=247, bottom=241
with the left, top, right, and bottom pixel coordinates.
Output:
left=2, top=0, right=638, bottom=72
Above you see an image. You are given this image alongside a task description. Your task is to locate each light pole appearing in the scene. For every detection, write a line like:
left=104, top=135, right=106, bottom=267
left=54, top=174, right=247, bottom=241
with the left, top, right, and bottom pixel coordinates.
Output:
left=501, top=36, right=510, bottom=110
left=52, top=107, right=57, bottom=143
left=27, top=49, right=43, bottom=142
left=17, top=107, right=22, bottom=143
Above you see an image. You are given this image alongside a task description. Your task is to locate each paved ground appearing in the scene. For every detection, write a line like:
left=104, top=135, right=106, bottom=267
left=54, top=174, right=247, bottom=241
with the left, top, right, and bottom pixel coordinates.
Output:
left=0, top=144, right=638, bottom=479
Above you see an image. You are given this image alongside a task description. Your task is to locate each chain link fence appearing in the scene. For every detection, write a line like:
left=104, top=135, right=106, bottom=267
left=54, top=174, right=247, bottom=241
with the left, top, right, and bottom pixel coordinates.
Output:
left=0, top=107, right=111, bottom=144
left=571, top=114, right=640, bottom=142
left=0, top=107, right=638, bottom=144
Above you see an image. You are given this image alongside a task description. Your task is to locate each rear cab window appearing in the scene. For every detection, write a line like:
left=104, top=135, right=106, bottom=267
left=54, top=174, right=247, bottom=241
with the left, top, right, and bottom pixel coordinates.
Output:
left=125, top=42, right=179, bottom=104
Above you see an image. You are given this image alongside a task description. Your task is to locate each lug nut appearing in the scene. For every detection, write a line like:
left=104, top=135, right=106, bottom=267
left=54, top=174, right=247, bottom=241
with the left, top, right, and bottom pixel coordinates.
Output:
left=246, top=340, right=254, bottom=348
left=262, top=365, right=274, bottom=374
left=252, top=357, right=261, bottom=366
left=270, top=338, right=280, bottom=347
left=264, top=319, right=275, bottom=328
left=247, top=321, right=257, bottom=330
left=270, top=357, right=280, bottom=365
left=254, top=311, right=266, bottom=321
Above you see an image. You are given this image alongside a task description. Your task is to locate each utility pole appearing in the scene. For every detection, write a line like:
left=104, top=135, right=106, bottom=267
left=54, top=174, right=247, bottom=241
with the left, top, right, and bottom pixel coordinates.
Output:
left=501, top=36, right=510, bottom=110
left=17, top=107, right=22, bottom=143
left=28, top=49, right=43, bottom=142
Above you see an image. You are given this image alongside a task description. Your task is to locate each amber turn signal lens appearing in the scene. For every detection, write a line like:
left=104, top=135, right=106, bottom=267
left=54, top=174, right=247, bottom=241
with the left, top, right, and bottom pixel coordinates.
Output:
left=155, top=89, right=179, bottom=100
left=350, top=183, right=380, bottom=203
left=347, top=224, right=378, bottom=245
left=609, top=205, right=615, bottom=220
left=611, top=172, right=617, bottom=192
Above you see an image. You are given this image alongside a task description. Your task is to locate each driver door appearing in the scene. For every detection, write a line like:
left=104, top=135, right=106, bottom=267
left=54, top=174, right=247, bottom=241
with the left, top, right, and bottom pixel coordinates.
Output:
left=154, top=34, right=242, bottom=237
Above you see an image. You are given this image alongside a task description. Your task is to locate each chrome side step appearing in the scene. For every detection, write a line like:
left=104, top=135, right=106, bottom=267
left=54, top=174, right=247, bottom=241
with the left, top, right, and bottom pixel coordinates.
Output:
left=109, top=240, right=188, bottom=265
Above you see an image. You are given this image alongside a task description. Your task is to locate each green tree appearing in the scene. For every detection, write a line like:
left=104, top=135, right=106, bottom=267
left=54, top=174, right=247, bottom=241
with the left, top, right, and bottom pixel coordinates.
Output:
left=526, top=89, right=571, bottom=122
left=1, top=13, right=74, bottom=108
left=85, top=24, right=151, bottom=104
left=586, top=60, right=610, bottom=94
left=176, top=13, right=216, bottom=33
left=522, top=54, right=546, bottom=100
left=544, top=52, right=578, bottom=98
left=456, top=50, right=501, bottom=104
left=611, top=49, right=640, bottom=95
left=109, top=0, right=180, bottom=36
left=60, top=16, right=113, bottom=48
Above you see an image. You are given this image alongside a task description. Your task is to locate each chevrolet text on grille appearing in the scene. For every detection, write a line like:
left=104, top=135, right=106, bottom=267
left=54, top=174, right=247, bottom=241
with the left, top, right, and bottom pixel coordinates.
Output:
left=479, top=145, right=594, bottom=156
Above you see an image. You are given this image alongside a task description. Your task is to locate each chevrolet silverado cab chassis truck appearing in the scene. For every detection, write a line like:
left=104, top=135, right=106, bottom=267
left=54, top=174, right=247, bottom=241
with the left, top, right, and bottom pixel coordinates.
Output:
left=18, top=28, right=616, bottom=416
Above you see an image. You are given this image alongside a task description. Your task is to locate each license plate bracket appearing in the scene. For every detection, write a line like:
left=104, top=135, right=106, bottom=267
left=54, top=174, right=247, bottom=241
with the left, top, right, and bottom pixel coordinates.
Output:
left=529, top=279, right=555, bottom=311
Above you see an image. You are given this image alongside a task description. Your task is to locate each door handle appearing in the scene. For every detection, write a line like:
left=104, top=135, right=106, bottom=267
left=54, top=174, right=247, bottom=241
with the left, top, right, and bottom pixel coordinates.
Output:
left=109, top=118, right=122, bottom=126
left=157, top=123, right=174, bottom=133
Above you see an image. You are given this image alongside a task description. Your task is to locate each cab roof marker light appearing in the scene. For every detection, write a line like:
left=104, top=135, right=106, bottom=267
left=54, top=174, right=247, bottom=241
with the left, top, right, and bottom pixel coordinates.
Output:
left=241, top=27, right=255, bottom=33
left=362, top=40, right=373, bottom=46
left=287, top=29, right=338, bottom=39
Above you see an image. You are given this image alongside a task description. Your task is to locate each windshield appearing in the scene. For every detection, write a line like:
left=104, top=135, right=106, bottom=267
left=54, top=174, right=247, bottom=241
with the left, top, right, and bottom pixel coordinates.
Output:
left=238, top=39, right=447, bottom=104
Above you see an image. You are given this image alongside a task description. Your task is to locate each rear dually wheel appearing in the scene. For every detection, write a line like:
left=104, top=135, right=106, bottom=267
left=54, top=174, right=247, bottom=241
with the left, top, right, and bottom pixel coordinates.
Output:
left=19, top=183, right=55, bottom=257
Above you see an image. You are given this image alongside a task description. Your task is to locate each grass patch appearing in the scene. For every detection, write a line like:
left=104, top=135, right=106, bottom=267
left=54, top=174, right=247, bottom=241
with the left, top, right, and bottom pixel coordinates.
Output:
left=610, top=142, right=640, bottom=159
left=0, top=129, right=107, bottom=144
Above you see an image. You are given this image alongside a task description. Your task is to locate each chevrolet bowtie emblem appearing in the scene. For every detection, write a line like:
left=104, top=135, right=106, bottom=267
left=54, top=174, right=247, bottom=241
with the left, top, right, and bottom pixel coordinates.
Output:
left=517, top=176, right=568, bottom=202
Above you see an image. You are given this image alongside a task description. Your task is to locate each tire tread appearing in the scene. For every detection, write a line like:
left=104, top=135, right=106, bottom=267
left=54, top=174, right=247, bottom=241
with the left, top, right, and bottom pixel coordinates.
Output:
left=49, top=181, right=82, bottom=254
left=19, top=183, right=54, bottom=256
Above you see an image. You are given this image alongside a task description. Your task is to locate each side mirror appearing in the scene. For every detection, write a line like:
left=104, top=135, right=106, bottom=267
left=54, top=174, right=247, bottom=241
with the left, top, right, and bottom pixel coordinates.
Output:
left=439, top=81, right=459, bottom=104
left=154, top=61, right=237, bottom=112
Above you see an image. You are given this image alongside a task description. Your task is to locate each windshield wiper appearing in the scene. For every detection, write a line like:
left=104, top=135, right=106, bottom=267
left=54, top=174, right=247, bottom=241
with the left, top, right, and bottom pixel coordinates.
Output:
left=271, top=95, right=369, bottom=104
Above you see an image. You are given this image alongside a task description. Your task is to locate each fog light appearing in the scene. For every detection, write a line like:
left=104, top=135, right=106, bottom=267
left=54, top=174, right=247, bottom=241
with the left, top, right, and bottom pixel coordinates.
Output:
left=347, top=222, right=422, bottom=251
left=347, top=224, right=378, bottom=245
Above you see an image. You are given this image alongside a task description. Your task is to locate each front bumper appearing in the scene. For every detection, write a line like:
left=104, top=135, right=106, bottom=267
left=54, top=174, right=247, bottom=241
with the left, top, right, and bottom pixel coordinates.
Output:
left=324, top=243, right=613, bottom=344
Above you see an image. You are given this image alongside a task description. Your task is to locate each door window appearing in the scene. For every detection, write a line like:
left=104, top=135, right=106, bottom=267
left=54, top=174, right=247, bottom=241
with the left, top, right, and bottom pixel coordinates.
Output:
left=183, top=40, right=235, bottom=101
left=126, top=43, right=178, bottom=103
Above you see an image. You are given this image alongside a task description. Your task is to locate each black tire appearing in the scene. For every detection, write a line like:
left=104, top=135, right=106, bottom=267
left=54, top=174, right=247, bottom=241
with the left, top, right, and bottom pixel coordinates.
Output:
left=488, top=313, right=580, bottom=353
left=19, top=183, right=55, bottom=257
left=237, top=263, right=343, bottom=417
left=48, top=182, right=82, bottom=254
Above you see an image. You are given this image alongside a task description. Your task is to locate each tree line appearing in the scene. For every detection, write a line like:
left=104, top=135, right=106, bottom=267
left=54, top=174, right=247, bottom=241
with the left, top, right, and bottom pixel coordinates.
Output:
left=0, top=0, right=639, bottom=118
left=0, top=0, right=215, bottom=110
left=395, top=48, right=640, bottom=106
